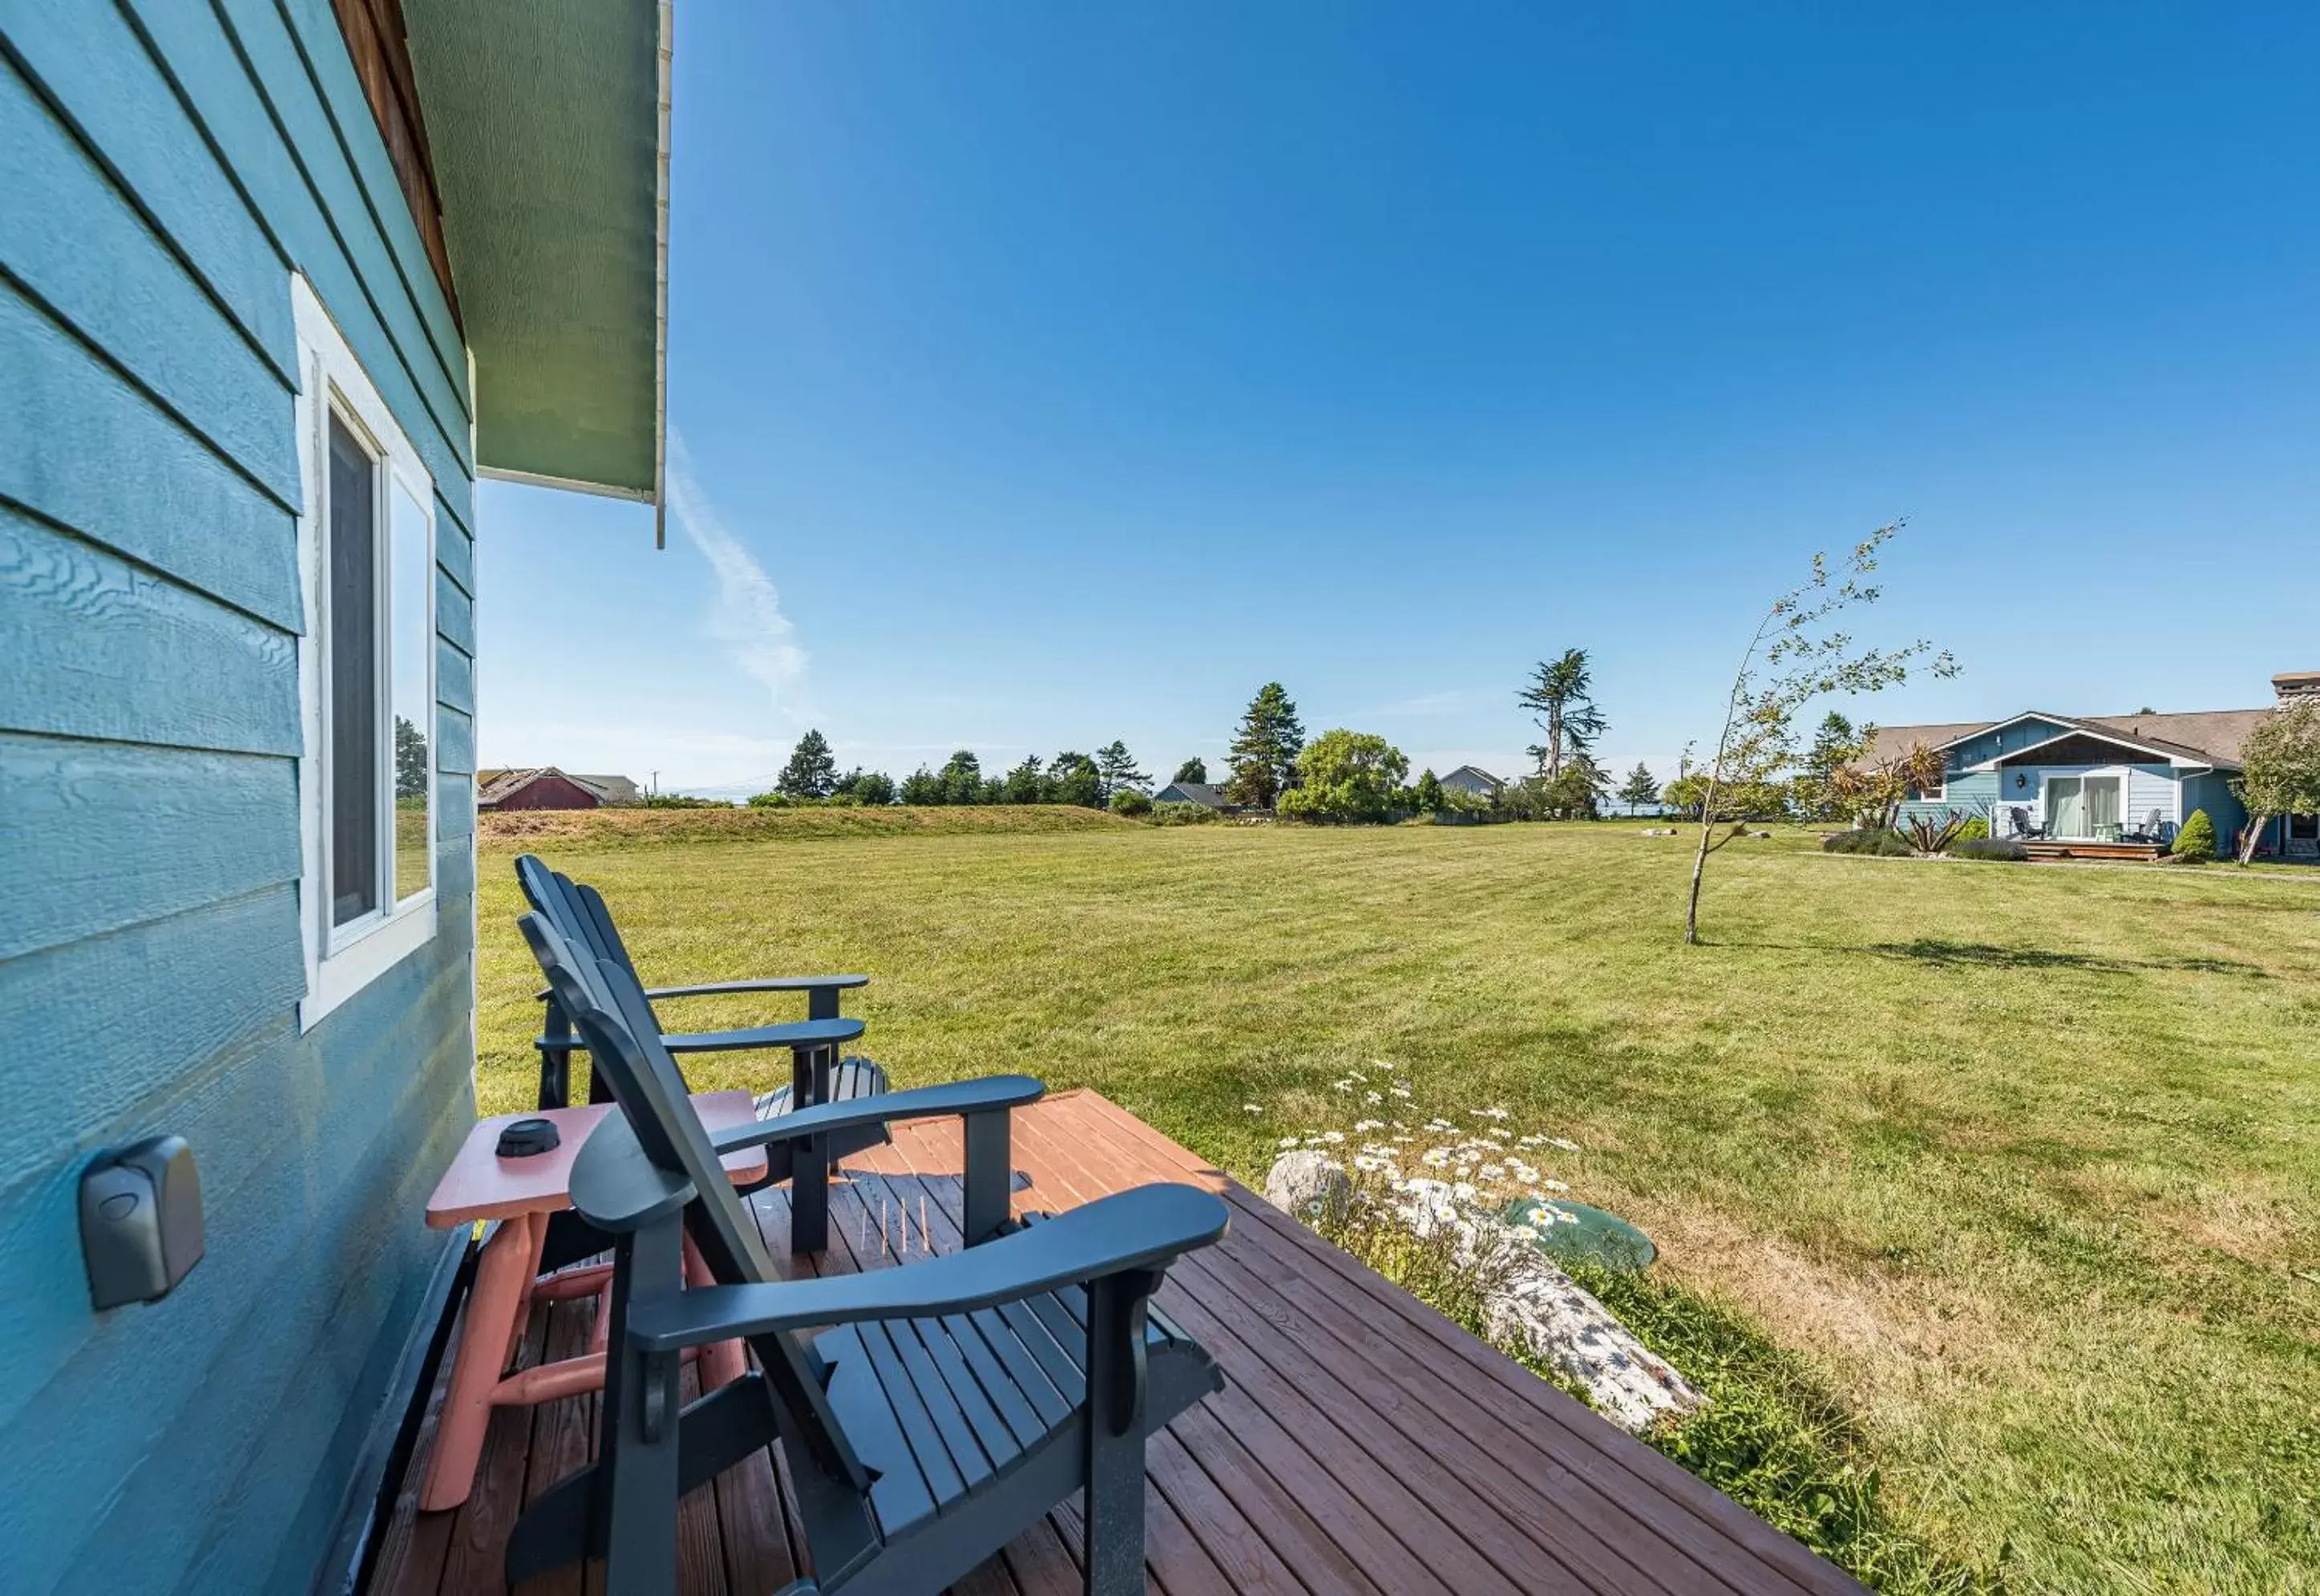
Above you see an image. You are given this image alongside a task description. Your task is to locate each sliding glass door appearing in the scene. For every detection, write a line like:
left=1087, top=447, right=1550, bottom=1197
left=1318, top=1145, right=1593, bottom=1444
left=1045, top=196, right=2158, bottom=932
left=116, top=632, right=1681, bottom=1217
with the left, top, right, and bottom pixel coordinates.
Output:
left=2045, top=774, right=2121, bottom=838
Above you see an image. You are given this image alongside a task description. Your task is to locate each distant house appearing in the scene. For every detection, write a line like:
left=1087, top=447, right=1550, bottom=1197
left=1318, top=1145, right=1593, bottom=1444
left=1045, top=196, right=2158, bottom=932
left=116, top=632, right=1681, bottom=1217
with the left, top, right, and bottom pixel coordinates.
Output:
left=1439, top=765, right=1506, bottom=799
left=1878, top=670, right=2318, bottom=857
left=476, top=767, right=641, bottom=811
left=1154, top=780, right=1236, bottom=812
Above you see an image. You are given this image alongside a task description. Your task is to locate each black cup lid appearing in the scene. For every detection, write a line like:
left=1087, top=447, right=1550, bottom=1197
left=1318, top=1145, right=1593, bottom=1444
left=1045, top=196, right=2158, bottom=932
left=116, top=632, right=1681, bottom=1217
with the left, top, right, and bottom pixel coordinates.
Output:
left=496, top=1117, right=562, bottom=1158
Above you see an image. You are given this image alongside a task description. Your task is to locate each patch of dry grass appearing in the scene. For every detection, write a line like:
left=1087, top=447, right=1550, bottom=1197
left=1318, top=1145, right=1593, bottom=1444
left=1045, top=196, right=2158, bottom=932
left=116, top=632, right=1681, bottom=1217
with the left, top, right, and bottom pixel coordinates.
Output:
left=473, top=819, right=2320, bottom=1591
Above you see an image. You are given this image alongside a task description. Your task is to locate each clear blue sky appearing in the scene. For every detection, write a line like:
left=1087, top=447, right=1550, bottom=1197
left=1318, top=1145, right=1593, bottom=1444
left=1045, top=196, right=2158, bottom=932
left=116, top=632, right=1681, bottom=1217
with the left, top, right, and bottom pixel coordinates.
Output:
left=477, top=6, right=2320, bottom=794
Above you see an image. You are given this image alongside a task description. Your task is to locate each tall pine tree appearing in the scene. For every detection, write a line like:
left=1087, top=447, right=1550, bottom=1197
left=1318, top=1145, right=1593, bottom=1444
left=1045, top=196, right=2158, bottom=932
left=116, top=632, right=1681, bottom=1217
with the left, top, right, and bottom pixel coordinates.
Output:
left=776, top=728, right=839, bottom=798
left=1518, top=649, right=1607, bottom=779
left=1094, top=740, right=1148, bottom=799
left=1226, top=682, right=1305, bottom=808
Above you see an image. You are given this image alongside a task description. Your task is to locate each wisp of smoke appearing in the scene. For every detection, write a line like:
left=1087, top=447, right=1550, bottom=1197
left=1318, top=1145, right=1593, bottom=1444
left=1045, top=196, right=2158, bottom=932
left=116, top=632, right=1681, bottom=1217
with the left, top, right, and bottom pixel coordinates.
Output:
left=664, top=433, right=807, bottom=712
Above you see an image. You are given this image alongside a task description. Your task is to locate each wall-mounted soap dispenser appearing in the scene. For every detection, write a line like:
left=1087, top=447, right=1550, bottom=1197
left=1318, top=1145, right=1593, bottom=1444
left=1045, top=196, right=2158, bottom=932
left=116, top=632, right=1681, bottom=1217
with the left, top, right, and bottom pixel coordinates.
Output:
left=80, top=1136, right=204, bottom=1308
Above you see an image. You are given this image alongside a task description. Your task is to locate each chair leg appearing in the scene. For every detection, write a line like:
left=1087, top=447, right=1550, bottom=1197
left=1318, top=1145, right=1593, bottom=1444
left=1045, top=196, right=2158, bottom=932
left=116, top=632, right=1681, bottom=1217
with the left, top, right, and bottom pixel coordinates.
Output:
left=599, top=1215, right=684, bottom=1595
left=1081, top=1271, right=1157, bottom=1595
left=962, top=1109, right=1010, bottom=1247
left=790, top=1135, right=829, bottom=1255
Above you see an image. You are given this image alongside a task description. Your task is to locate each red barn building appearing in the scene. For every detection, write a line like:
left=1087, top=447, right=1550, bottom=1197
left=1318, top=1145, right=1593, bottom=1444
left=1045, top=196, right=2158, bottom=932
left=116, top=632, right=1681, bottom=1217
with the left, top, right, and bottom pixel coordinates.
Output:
left=475, top=768, right=641, bottom=812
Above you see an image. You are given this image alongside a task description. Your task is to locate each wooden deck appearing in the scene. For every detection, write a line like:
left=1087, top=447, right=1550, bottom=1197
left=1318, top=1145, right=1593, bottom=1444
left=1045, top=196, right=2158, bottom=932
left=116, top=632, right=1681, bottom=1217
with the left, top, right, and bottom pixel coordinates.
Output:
left=2022, top=838, right=2164, bottom=861
left=369, top=1091, right=1865, bottom=1595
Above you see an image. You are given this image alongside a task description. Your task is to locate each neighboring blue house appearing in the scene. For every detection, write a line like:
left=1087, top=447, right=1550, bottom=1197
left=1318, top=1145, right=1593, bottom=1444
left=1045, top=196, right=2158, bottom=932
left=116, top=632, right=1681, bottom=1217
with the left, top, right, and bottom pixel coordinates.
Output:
left=1877, top=671, right=2318, bottom=858
left=2, top=3, right=665, bottom=1591
left=1438, top=764, right=1506, bottom=800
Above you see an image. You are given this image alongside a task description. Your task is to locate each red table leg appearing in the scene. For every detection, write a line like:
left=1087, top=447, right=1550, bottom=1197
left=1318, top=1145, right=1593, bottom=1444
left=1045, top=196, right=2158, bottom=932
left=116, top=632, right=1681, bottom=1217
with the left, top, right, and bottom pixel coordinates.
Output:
left=685, top=1232, right=747, bottom=1390
left=420, top=1211, right=537, bottom=1511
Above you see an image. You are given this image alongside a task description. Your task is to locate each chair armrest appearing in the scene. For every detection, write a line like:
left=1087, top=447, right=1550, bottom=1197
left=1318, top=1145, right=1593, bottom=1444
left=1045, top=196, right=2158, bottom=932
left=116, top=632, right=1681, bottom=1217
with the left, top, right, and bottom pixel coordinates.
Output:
left=536, top=1016, right=868, bottom=1056
left=709, top=1075, right=1044, bottom=1154
left=663, top=1017, right=866, bottom=1055
left=626, top=1183, right=1229, bottom=1351
left=645, top=975, right=870, bottom=1000
left=533, top=974, right=869, bottom=1003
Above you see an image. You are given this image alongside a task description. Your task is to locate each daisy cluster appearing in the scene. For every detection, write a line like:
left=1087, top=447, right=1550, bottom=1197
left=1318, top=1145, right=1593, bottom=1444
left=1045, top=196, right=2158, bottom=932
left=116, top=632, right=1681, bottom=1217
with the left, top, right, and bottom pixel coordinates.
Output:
left=1263, top=1060, right=1581, bottom=1210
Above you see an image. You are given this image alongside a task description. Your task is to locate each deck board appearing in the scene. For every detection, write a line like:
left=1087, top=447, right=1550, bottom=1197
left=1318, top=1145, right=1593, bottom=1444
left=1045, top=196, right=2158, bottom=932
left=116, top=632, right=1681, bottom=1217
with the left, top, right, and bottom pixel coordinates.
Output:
left=369, top=1090, right=1865, bottom=1595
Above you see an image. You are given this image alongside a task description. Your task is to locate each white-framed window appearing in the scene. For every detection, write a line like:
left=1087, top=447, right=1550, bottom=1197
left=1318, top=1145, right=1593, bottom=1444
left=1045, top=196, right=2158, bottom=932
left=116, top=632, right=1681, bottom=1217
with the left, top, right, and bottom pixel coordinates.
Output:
left=292, top=275, right=437, bottom=1030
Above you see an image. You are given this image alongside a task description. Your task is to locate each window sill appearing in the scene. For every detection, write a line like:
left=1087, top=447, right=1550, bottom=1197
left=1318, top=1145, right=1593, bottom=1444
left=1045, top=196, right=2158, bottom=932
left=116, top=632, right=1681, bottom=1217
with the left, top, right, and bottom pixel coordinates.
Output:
left=303, top=891, right=437, bottom=1032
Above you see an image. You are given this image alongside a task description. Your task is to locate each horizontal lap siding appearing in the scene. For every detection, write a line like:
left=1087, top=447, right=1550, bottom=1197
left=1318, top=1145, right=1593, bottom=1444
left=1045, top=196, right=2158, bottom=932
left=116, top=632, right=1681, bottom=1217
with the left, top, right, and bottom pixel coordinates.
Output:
left=0, top=3, right=479, bottom=1592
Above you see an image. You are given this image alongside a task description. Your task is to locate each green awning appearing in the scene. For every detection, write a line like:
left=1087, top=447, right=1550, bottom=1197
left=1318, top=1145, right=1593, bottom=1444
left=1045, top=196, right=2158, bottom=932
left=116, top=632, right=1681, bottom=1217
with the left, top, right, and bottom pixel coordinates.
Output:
left=402, top=0, right=669, bottom=523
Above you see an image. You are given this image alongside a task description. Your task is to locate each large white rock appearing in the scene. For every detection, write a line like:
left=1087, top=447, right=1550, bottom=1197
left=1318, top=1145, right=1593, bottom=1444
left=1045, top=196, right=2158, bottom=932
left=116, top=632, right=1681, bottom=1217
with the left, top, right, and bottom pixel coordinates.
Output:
left=1268, top=1163, right=1706, bottom=1435
left=1261, top=1149, right=1352, bottom=1225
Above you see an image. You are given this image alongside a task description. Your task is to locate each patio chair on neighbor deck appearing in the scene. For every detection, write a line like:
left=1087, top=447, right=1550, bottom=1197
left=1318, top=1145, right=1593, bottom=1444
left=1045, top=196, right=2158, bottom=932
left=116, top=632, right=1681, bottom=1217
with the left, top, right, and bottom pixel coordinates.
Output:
left=519, top=855, right=893, bottom=1253
left=2007, top=806, right=2045, bottom=841
left=511, top=911, right=1230, bottom=1595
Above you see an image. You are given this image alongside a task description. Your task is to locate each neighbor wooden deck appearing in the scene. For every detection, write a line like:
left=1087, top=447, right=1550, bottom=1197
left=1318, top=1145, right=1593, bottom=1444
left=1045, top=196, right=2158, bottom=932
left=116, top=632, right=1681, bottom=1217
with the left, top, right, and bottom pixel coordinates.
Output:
left=2022, top=838, right=2164, bottom=862
left=368, top=1091, right=1865, bottom=1595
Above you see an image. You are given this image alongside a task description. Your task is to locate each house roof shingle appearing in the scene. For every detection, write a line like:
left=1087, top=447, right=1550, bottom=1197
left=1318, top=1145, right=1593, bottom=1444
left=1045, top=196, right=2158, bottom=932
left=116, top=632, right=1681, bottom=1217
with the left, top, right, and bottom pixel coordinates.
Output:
left=1867, top=709, right=2274, bottom=771
left=475, top=767, right=641, bottom=806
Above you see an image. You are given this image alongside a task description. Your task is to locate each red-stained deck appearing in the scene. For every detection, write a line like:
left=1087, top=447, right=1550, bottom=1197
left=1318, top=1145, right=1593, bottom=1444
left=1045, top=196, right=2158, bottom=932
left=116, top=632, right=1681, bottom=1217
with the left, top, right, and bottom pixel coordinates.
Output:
left=368, top=1091, right=1865, bottom=1595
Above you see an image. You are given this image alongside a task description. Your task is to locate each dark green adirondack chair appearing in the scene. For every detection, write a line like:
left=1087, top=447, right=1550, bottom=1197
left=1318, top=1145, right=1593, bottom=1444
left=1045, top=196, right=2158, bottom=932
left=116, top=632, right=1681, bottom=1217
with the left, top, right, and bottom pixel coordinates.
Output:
left=518, top=855, right=887, bottom=1251
left=516, top=853, right=882, bottom=1121
left=512, top=911, right=1231, bottom=1594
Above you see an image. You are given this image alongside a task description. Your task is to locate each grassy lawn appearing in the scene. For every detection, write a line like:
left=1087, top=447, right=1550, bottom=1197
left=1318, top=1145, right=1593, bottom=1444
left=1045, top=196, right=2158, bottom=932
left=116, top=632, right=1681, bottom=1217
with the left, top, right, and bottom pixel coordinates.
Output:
left=475, top=814, right=2320, bottom=1592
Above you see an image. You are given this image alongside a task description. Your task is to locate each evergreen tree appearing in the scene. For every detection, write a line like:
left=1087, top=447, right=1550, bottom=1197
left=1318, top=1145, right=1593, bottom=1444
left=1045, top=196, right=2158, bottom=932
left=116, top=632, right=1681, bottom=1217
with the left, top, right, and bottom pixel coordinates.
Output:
left=1518, top=649, right=1607, bottom=780
left=979, top=776, right=1008, bottom=805
left=939, top=750, right=983, bottom=805
left=1004, top=754, right=1046, bottom=804
left=394, top=714, right=429, bottom=799
left=1094, top=740, right=1148, bottom=800
left=1617, top=762, right=1659, bottom=810
left=1414, top=767, right=1444, bottom=814
left=898, top=766, right=944, bottom=805
left=1045, top=750, right=1102, bottom=808
left=775, top=728, right=839, bottom=799
left=1226, top=682, right=1305, bottom=809
left=1172, top=757, right=1208, bottom=785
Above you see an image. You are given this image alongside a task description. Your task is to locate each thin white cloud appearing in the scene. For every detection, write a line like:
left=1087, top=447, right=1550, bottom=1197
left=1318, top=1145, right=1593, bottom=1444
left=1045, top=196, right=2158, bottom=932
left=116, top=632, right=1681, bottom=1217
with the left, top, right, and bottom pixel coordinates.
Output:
left=665, top=432, right=808, bottom=716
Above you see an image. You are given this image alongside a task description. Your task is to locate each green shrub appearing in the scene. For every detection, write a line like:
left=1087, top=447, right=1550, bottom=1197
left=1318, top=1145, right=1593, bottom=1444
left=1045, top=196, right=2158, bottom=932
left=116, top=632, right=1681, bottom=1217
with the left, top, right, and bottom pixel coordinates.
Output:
left=1954, top=815, right=1989, bottom=842
left=1950, top=836, right=2027, bottom=862
left=1821, top=827, right=1911, bottom=856
left=2172, top=808, right=2216, bottom=863
left=746, top=791, right=791, bottom=808
left=1151, top=801, right=1219, bottom=826
left=640, top=793, right=732, bottom=809
left=1109, top=788, right=1154, bottom=817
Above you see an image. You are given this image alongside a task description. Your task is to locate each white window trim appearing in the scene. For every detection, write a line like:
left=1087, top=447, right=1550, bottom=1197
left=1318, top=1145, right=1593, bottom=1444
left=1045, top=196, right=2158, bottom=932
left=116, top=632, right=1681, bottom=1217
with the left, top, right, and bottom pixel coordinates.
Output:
left=293, top=274, right=438, bottom=1031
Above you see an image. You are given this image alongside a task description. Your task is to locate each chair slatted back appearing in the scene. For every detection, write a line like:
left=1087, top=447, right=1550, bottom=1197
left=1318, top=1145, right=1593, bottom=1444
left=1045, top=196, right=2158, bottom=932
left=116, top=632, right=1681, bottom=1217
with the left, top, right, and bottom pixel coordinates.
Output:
left=516, top=855, right=647, bottom=990
left=517, top=911, right=870, bottom=1489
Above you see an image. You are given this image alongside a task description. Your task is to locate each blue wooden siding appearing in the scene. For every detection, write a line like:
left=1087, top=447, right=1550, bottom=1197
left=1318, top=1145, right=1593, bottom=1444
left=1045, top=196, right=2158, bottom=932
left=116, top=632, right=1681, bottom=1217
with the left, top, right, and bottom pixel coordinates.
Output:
left=0, top=2, right=479, bottom=1590
left=2181, top=771, right=2252, bottom=851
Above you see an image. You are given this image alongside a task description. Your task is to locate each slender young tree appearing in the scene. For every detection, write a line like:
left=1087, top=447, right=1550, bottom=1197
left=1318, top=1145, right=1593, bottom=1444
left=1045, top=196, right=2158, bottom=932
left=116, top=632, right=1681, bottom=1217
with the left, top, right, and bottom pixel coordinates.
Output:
left=1684, top=523, right=1954, bottom=943
left=2232, top=699, right=2320, bottom=863
left=1518, top=649, right=1608, bottom=780
left=775, top=728, right=839, bottom=799
left=1226, top=682, right=1306, bottom=808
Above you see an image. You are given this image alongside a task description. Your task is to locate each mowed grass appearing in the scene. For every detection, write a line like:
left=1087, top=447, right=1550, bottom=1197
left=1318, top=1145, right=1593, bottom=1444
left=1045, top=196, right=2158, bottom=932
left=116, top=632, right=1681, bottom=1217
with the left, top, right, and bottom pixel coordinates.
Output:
left=475, top=815, right=2320, bottom=1592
